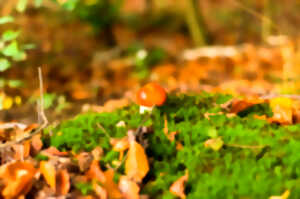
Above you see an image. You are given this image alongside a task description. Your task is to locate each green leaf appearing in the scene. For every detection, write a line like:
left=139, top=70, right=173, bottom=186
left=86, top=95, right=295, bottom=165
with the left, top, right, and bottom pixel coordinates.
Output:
left=0, top=78, right=5, bottom=88
left=34, top=0, right=43, bottom=7
left=2, top=41, right=26, bottom=61
left=7, top=80, right=23, bottom=88
left=16, top=0, right=28, bottom=12
left=0, top=59, right=11, bottom=72
left=2, top=41, right=19, bottom=57
left=2, top=30, right=20, bottom=42
left=0, top=16, right=14, bottom=24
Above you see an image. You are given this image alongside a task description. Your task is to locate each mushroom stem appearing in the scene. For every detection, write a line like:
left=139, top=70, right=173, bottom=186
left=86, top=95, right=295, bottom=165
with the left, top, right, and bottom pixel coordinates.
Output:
left=139, top=106, right=153, bottom=114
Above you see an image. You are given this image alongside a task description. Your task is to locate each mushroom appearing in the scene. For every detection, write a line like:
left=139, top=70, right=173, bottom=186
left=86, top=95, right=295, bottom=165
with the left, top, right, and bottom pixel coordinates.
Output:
left=136, top=82, right=167, bottom=114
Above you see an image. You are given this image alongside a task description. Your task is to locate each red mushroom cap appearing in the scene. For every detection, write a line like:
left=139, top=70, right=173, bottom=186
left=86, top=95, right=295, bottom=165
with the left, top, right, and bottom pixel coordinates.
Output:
left=136, top=82, right=167, bottom=107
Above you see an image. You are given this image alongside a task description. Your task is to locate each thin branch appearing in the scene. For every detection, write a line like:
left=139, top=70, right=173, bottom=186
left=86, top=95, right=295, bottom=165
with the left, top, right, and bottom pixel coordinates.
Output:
left=0, top=67, right=48, bottom=149
left=226, top=143, right=265, bottom=149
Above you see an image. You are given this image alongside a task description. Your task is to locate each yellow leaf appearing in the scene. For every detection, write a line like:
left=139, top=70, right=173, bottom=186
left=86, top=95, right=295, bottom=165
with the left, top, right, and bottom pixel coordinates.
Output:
left=118, top=175, right=140, bottom=199
left=204, top=137, right=224, bottom=151
left=103, top=169, right=122, bottom=199
left=40, top=161, right=56, bottom=191
left=269, top=190, right=290, bottom=199
left=269, top=97, right=293, bottom=124
left=3, top=96, right=13, bottom=109
left=125, top=140, right=149, bottom=183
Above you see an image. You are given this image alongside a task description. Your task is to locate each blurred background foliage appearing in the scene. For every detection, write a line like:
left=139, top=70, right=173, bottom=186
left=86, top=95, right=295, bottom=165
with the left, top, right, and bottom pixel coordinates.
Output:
left=1, top=0, right=300, bottom=114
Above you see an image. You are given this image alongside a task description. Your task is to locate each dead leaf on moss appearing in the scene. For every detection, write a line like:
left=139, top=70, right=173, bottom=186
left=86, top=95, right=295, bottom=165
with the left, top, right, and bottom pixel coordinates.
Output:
left=204, top=137, right=224, bottom=151
left=169, top=171, right=189, bottom=199
left=0, top=161, right=36, bottom=199
left=269, top=190, right=290, bottom=199
left=269, top=97, right=293, bottom=124
left=125, top=136, right=149, bottom=183
left=119, top=175, right=140, bottom=199
left=40, top=160, right=56, bottom=191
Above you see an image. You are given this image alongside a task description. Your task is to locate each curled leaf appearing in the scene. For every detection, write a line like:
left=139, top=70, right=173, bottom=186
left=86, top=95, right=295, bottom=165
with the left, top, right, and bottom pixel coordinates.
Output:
left=0, top=161, right=36, bottom=198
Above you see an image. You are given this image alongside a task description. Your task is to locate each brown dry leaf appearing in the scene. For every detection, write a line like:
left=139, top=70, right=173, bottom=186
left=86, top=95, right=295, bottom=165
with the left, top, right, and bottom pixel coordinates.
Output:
left=230, top=98, right=264, bottom=113
left=119, top=175, right=140, bottom=199
left=31, top=134, right=43, bottom=153
left=86, top=160, right=106, bottom=183
left=103, top=169, right=123, bottom=199
left=76, top=152, right=93, bottom=172
left=12, top=140, right=31, bottom=161
left=269, top=97, right=293, bottom=124
left=56, top=169, right=70, bottom=196
left=0, top=161, right=36, bottom=199
left=91, top=146, right=103, bottom=161
left=169, top=172, right=189, bottom=199
left=40, top=160, right=56, bottom=191
left=43, top=146, right=69, bottom=156
left=92, top=180, right=108, bottom=199
left=125, top=140, right=149, bottom=183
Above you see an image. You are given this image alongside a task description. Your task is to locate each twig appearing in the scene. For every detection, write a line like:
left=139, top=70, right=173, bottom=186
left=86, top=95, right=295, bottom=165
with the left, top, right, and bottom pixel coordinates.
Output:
left=0, top=67, right=48, bottom=148
left=226, top=143, right=265, bottom=149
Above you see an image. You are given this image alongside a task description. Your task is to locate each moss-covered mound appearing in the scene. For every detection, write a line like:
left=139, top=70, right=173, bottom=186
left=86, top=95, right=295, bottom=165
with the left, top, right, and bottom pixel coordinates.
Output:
left=45, top=93, right=300, bottom=199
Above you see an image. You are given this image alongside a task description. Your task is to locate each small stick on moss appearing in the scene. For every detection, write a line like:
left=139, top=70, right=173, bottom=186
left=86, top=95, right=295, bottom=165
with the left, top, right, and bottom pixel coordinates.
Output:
left=0, top=67, right=48, bottom=149
left=96, top=123, right=111, bottom=139
left=226, top=143, right=265, bottom=149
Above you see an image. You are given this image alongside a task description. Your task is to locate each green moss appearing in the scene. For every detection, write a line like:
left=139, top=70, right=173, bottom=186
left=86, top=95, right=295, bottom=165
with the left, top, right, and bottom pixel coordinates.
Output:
left=45, top=93, right=300, bottom=199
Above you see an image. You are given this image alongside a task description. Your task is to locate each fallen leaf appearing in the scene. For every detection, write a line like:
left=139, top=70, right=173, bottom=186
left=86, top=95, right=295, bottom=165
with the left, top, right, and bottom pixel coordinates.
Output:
left=103, top=169, right=123, bottom=199
left=91, top=146, right=103, bottom=161
left=269, top=97, right=293, bottom=124
left=56, top=169, right=70, bottom=195
left=230, top=98, right=264, bottom=113
left=43, top=146, right=68, bottom=156
left=0, top=161, right=36, bottom=199
left=204, top=137, right=224, bottom=151
left=119, top=175, right=140, bottom=199
left=76, top=152, right=93, bottom=172
left=169, top=172, right=189, bottom=199
left=86, top=160, right=106, bottom=183
left=13, top=140, right=31, bottom=161
left=125, top=139, right=149, bottom=182
left=31, top=134, right=43, bottom=153
left=40, top=160, right=56, bottom=191
left=92, top=180, right=108, bottom=199
left=269, top=190, right=290, bottom=199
